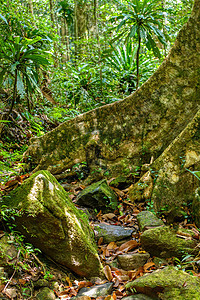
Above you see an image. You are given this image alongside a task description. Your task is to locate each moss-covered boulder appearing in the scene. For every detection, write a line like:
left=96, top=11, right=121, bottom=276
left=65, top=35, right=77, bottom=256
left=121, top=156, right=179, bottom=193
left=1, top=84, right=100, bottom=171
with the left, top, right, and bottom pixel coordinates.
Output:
left=136, top=211, right=164, bottom=232
left=1, top=171, right=103, bottom=278
left=125, top=266, right=200, bottom=299
left=76, top=179, right=118, bottom=212
left=140, top=226, right=197, bottom=258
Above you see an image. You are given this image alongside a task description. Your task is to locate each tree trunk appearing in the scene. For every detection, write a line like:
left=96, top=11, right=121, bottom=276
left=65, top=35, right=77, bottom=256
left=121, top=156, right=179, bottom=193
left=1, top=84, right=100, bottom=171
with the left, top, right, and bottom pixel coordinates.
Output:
left=28, top=0, right=34, bottom=16
left=94, top=0, right=103, bottom=96
left=49, top=0, right=58, bottom=66
left=24, top=0, right=200, bottom=184
left=74, top=0, right=87, bottom=58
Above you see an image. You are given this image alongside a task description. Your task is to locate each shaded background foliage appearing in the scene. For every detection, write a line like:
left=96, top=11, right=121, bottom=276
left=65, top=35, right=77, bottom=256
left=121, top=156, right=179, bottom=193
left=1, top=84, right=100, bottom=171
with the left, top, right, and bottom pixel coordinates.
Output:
left=0, top=0, right=193, bottom=126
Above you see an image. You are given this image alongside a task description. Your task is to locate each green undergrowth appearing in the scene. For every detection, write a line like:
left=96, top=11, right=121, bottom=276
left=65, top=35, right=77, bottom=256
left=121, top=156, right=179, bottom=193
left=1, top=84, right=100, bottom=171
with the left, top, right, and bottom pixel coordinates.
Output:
left=0, top=142, right=27, bottom=184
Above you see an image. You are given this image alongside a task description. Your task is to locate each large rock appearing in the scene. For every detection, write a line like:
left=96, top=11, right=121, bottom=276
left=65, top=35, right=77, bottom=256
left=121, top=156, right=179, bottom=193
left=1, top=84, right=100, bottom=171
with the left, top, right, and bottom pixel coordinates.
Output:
left=136, top=211, right=164, bottom=232
left=94, top=223, right=134, bottom=243
left=76, top=283, right=113, bottom=298
left=125, top=266, right=200, bottom=299
left=1, top=171, right=103, bottom=278
left=117, top=253, right=150, bottom=271
left=76, top=179, right=118, bottom=212
left=23, top=0, right=200, bottom=181
left=140, top=226, right=197, bottom=258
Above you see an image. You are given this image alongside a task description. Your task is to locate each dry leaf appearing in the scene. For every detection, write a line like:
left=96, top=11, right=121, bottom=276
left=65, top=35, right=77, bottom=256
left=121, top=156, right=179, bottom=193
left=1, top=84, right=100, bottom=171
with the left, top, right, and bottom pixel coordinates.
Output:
left=78, top=281, right=93, bottom=290
left=143, top=262, right=156, bottom=273
left=98, top=237, right=104, bottom=245
left=112, top=292, right=117, bottom=300
left=102, top=213, right=116, bottom=220
left=18, top=278, right=26, bottom=285
left=117, top=240, right=138, bottom=253
left=104, top=265, right=113, bottom=281
left=107, top=242, right=118, bottom=250
left=65, top=277, right=72, bottom=287
left=128, top=270, right=136, bottom=280
left=104, top=296, right=113, bottom=300
left=113, top=277, right=120, bottom=288
left=115, top=290, right=124, bottom=296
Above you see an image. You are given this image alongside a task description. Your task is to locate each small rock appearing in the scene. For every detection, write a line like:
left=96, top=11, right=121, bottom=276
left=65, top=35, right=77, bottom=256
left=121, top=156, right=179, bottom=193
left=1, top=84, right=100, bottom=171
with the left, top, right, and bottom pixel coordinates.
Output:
left=153, top=257, right=167, bottom=268
left=137, top=211, right=164, bottom=232
left=117, top=253, right=150, bottom=271
left=36, top=287, right=56, bottom=300
left=126, top=266, right=200, bottom=299
left=94, top=223, right=135, bottom=243
left=122, top=295, right=155, bottom=300
left=108, top=258, right=119, bottom=269
left=76, top=179, right=118, bottom=212
left=77, top=283, right=113, bottom=298
left=34, top=279, right=49, bottom=289
left=110, top=176, right=132, bottom=189
left=4, top=288, right=17, bottom=299
left=140, top=226, right=197, bottom=258
left=72, top=297, right=91, bottom=300
left=0, top=235, right=18, bottom=270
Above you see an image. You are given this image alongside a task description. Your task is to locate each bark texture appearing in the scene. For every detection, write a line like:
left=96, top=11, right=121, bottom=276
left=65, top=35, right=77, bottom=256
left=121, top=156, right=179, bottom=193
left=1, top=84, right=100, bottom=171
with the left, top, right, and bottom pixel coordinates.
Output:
left=24, top=0, right=200, bottom=180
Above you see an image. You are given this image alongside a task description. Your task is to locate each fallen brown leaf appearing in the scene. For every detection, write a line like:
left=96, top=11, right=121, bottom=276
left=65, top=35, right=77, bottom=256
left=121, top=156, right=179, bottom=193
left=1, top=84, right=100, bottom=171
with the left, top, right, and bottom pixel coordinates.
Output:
left=98, top=237, right=104, bottom=245
left=102, top=213, right=116, bottom=220
left=143, top=262, right=156, bottom=273
left=78, top=281, right=93, bottom=290
left=117, top=240, right=138, bottom=253
left=104, top=265, right=113, bottom=281
left=107, top=242, right=118, bottom=251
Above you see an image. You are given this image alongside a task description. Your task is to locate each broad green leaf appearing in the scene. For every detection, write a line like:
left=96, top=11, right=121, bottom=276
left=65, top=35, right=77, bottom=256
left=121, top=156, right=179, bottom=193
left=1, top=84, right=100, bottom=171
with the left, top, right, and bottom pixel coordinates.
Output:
left=0, top=14, right=8, bottom=24
left=11, top=62, right=20, bottom=72
left=129, top=25, right=137, bottom=38
left=22, top=54, right=50, bottom=65
left=17, top=72, right=25, bottom=98
left=186, top=169, right=200, bottom=180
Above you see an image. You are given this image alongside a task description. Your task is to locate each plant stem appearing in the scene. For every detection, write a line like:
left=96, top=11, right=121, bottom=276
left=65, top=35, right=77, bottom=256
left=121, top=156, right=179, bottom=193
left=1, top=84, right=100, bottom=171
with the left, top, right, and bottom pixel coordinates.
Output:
left=136, top=30, right=141, bottom=90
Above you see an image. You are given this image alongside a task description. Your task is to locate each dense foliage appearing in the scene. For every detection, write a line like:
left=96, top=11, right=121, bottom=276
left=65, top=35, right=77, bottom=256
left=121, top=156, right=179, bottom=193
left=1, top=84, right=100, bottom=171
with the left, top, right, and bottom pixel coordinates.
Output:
left=0, top=0, right=193, bottom=122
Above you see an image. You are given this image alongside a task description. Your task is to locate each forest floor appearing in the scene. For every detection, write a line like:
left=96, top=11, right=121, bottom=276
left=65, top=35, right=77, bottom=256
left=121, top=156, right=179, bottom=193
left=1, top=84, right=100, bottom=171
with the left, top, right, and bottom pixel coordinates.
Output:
left=0, top=110, right=200, bottom=300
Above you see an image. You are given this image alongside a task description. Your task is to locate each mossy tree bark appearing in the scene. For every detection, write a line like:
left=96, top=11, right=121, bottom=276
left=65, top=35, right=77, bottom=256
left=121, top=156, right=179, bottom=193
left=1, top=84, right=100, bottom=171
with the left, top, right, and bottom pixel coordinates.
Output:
left=24, top=0, right=200, bottom=181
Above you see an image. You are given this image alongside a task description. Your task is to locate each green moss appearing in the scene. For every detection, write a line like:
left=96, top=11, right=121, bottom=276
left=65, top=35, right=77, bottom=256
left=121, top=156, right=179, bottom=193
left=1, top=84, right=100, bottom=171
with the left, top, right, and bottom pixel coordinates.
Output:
left=126, top=266, right=200, bottom=300
left=140, top=226, right=197, bottom=258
